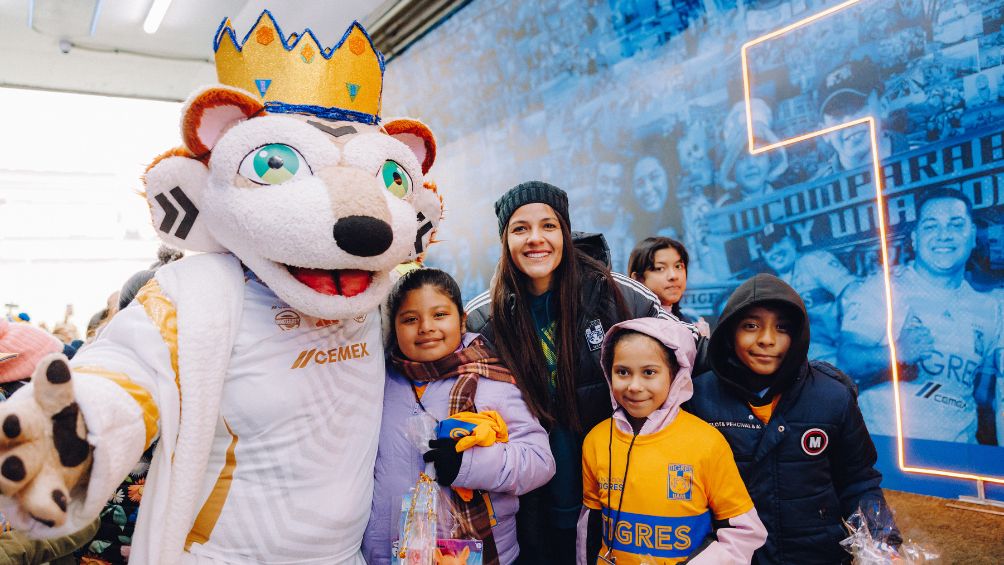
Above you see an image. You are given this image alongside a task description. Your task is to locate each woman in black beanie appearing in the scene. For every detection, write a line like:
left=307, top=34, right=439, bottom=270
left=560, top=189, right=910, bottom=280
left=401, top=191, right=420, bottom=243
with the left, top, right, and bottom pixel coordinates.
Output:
left=465, top=180, right=677, bottom=564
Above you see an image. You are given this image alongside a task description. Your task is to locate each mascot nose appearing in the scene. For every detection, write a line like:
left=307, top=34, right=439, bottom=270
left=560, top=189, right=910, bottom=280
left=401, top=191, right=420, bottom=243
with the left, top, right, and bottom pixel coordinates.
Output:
left=333, top=216, right=393, bottom=257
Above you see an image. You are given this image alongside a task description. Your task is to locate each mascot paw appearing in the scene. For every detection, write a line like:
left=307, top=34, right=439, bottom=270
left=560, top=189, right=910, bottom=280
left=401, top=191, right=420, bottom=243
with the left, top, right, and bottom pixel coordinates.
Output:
left=0, top=354, right=92, bottom=528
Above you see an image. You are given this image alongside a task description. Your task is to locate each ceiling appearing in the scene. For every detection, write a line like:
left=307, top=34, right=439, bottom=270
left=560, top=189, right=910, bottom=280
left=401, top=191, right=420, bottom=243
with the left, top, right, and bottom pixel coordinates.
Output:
left=0, top=0, right=460, bottom=101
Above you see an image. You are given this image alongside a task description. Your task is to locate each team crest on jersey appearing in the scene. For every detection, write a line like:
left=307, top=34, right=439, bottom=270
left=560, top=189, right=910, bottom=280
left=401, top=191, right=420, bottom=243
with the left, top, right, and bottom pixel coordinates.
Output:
left=274, top=309, right=301, bottom=331
left=801, top=428, right=829, bottom=456
left=973, top=328, right=985, bottom=357
left=585, top=319, right=604, bottom=351
left=667, top=464, right=693, bottom=500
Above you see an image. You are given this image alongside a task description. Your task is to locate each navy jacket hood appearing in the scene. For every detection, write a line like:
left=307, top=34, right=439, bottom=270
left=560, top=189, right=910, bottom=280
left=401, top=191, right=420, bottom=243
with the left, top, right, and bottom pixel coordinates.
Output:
left=709, top=273, right=811, bottom=404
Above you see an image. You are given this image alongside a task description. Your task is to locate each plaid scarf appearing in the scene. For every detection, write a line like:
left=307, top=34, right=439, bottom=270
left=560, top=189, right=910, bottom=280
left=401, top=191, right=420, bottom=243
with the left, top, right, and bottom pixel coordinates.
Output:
left=392, top=337, right=514, bottom=565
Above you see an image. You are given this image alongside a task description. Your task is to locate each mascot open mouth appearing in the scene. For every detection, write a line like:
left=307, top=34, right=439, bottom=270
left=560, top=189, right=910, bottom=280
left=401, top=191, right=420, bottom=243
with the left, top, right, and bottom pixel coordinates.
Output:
left=287, top=266, right=374, bottom=297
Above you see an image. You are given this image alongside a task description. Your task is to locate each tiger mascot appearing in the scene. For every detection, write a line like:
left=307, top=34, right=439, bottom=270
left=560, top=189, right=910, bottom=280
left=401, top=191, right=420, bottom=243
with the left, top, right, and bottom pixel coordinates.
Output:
left=0, top=12, right=443, bottom=564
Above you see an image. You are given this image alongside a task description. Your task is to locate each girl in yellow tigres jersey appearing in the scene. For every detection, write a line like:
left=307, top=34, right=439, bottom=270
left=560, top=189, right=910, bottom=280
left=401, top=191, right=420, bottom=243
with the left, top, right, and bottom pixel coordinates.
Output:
left=579, top=319, right=766, bottom=564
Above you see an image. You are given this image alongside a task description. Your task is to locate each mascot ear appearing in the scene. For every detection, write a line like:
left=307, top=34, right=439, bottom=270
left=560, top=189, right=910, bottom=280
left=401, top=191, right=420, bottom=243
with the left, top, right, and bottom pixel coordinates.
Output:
left=384, top=118, right=437, bottom=174
left=182, top=86, right=264, bottom=155
left=143, top=150, right=225, bottom=253
left=383, top=119, right=442, bottom=262
left=406, top=180, right=443, bottom=262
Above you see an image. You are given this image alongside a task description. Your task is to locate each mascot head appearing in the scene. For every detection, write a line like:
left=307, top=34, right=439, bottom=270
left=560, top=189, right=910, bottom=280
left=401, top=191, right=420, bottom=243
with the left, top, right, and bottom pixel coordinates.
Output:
left=143, top=11, right=442, bottom=319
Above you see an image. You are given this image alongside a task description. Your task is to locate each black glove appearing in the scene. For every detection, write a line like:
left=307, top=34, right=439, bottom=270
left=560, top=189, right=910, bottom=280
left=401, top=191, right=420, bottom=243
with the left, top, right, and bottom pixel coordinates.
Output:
left=423, top=437, right=463, bottom=487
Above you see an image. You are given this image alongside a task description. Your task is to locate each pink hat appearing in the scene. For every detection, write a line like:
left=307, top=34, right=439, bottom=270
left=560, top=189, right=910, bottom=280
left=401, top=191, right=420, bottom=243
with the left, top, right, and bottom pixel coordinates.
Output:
left=0, top=318, right=63, bottom=383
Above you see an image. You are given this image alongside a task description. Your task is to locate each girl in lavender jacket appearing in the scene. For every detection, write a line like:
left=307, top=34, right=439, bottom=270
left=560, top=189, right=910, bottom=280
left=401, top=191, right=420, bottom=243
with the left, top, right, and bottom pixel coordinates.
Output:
left=362, top=268, right=555, bottom=565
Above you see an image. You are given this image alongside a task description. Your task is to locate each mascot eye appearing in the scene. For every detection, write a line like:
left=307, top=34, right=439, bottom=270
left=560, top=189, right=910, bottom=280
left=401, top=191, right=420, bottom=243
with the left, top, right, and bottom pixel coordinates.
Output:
left=379, top=160, right=412, bottom=198
left=239, top=144, right=309, bottom=185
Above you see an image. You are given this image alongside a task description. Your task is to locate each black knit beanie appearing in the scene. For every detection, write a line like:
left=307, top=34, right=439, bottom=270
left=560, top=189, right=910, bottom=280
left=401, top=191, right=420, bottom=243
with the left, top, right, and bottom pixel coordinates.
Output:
left=494, top=181, right=570, bottom=237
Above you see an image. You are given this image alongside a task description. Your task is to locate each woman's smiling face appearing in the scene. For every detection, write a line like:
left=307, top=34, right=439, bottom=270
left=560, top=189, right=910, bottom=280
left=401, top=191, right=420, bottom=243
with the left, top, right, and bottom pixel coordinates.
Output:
left=506, top=203, right=564, bottom=295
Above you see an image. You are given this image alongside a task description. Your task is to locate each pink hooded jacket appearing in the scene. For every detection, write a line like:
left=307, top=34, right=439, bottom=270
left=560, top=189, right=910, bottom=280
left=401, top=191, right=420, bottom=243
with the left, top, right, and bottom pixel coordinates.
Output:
left=577, top=317, right=767, bottom=565
left=599, top=317, right=697, bottom=436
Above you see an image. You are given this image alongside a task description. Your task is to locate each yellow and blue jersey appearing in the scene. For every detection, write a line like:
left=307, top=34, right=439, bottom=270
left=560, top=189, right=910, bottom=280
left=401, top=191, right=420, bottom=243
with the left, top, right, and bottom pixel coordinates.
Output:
left=582, top=411, right=753, bottom=564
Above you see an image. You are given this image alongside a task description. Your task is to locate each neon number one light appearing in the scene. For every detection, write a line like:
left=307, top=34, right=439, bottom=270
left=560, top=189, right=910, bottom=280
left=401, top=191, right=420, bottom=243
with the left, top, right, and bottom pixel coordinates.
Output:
left=740, top=0, right=1003, bottom=486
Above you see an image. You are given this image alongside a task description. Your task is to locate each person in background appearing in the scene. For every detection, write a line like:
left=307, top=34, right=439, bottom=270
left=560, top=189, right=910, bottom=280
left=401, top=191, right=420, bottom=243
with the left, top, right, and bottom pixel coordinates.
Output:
left=757, top=224, right=856, bottom=365
left=686, top=274, right=899, bottom=564
left=578, top=318, right=765, bottom=564
left=628, top=236, right=711, bottom=336
left=84, top=246, right=184, bottom=345
left=466, top=181, right=681, bottom=564
left=119, top=246, right=186, bottom=311
left=84, top=291, right=120, bottom=343
left=84, top=308, right=109, bottom=342
left=0, top=318, right=99, bottom=563
left=363, top=268, right=554, bottom=565
left=51, top=305, right=86, bottom=359
left=50, top=322, right=78, bottom=346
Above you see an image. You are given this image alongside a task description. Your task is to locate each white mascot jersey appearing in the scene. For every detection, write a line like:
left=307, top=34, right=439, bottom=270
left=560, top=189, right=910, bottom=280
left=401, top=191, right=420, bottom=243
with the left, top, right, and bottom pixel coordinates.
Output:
left=74, top=274, right=385, bottom=563
left=0, top=11, right=444, bottom=565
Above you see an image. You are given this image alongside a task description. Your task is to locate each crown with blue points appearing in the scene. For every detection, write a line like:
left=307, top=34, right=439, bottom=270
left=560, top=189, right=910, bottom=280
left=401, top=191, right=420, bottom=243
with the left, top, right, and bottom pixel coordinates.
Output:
left=213, top=10, right=386, bottom=124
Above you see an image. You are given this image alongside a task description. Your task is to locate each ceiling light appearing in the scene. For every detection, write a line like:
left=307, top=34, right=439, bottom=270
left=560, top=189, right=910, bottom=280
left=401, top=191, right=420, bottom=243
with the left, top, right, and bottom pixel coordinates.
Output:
left=143, top=0, right=173, bottom=34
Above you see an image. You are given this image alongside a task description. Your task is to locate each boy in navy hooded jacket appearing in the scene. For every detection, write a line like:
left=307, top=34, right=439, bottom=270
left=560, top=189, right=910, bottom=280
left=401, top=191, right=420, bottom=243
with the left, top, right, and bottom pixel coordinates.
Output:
left=686, top=274, right=899, bottom=564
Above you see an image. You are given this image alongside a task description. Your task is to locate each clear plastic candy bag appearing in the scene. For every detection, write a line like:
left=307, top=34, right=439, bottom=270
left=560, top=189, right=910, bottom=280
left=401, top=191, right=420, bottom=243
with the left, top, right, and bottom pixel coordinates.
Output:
left=392, top=414, right=483, bottom=564
left=394, top=474, right=440, bottom=565
left=403, top=412, right=461, bottom=534
left=841, top=506, right=939, bottom=564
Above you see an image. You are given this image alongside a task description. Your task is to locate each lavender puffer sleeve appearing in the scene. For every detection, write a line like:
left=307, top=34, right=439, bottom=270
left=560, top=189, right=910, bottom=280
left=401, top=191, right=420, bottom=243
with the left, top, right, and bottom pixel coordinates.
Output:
left=452, top=380, right=555, bottom=495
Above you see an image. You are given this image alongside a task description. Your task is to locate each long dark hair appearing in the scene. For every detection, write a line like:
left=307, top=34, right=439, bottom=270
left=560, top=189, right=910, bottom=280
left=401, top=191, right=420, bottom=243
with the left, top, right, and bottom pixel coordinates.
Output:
left=491, top=211, right=627, bottom=431
left=386, top=268, right=464, bottom=353
left=627, top=236, right=689, bottom=318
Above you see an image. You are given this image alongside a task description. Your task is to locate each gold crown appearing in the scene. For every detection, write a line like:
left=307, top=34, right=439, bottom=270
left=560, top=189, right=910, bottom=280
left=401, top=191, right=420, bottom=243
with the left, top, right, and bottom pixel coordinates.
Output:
left=214, top=11, right=385, bottom=124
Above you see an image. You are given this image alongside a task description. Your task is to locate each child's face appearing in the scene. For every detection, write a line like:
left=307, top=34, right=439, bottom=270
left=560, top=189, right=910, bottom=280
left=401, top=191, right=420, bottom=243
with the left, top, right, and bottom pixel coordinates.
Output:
left=733, top=306, right=792, bottom=375
left=610, top=334, right=674, bottom=420
left=638, top=247, right=687, bottom=307
left=395, top=285, right=466, bottom=363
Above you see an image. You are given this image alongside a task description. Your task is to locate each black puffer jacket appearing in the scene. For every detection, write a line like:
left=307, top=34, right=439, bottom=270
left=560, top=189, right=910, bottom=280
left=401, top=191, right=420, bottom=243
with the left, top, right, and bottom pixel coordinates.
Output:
left=686, top=273, right=898, bottom=565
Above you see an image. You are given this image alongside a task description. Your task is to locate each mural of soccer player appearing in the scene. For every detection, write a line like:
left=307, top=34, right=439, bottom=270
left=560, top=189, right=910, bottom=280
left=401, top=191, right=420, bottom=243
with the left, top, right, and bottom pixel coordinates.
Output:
left=814, top=58, right=908, bottom=180
left=717, top=122, right=789, bottom=207
left=971, top=73, right=996, bottom=107
left=839, top=188, right=1004, bottom=444
left=757, top=223, right=857, bottom=364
